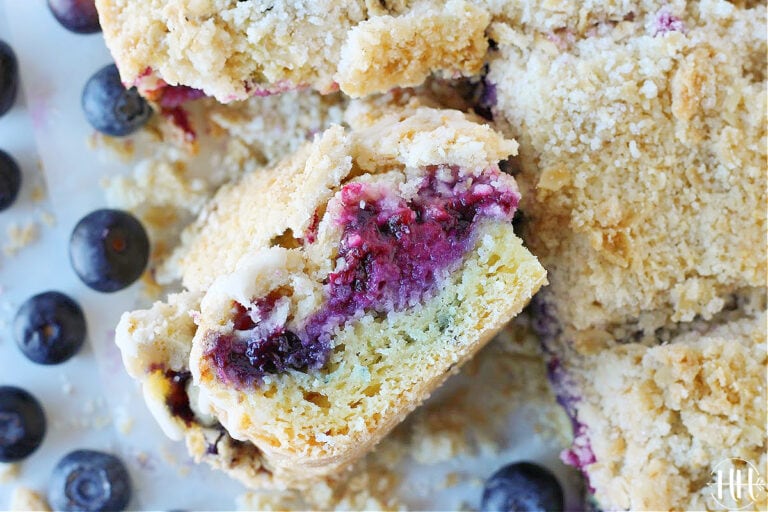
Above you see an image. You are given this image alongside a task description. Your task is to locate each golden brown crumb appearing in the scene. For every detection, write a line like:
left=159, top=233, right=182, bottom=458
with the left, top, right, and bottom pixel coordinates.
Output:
left=8, top=487, right=50, bottom=512
left=3, top=222, right=39, bottom=257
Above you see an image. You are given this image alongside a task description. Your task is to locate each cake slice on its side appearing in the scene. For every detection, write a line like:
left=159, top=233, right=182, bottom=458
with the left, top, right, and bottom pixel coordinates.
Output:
left=116, top=102, right=546, bottom=487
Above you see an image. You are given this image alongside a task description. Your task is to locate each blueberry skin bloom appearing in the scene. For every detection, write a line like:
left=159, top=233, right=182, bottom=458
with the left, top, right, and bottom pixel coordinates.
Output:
left=82, top=64, right=152, bottom=136
left=0, top=40, right=18, bottom=117
left=49, top=450, right=132, bottom=512
left=0, top=149, right=22, bottom=212
left=69, top=209, right=150, bottom=292
left=48, top=0, right=101, bottom=34
left=0, top=386, right=46, bottom=462
left=481, top=462, right=565, bottom=512
left=14, top=291, right=87, bottom=365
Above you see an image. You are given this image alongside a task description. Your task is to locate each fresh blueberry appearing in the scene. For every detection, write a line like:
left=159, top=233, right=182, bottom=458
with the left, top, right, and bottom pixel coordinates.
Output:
left=48, top=0, right=101, bottom=34
left=0, top=40, right=18, bottom=117
left=0, top=386, right=46, bottom=462
left=69, top=209, right=150, bottom=292
left=481, top=462, right=565, bottom=512
left=14, top=291, right=87, bottom=365
left=49, top=449, right=132, bottom=512
left=0, top=149, right=21, bottom=211
left=82, top=64, right=152, bottom=136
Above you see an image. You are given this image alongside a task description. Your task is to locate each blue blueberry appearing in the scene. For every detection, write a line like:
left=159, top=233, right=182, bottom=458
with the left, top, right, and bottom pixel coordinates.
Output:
left=0, top=40, right=18, bottom=117
left=14, top=291, right=87, bottom=365
left=0, top=149, right=21, bottom=211
left=48, top=0, right=101, bottom=34
left=82, top=64, right=152, bottom=136
left=481, top=462, right=564, bottom=512
left=0, top=386, right=46, bottom=462
left=69, top=209, right=150, bottom=292
left=49, top=450, right=132, bottom=512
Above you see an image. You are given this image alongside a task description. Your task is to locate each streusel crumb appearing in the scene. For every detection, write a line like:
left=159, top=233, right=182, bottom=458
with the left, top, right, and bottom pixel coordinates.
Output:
left=489, top=0, right=766, bottom=332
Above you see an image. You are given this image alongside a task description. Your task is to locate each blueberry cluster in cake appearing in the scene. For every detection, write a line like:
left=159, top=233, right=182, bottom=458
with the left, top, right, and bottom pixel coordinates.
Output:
left=206, top=165, right=520, bottom=388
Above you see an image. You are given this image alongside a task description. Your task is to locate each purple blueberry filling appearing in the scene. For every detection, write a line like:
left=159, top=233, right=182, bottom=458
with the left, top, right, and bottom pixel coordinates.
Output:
left=206, top=165, right=519, bottom=387
left=476, top=79, right=497, bottom=121
left=164, top=370, right=195, bottom=426
left=205, top=292, right=326, bottom=387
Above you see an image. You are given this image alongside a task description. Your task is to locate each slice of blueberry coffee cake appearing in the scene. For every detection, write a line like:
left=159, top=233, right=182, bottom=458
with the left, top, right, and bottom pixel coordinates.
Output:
left=95, top=0, right=490, bottom=102
left=487, top=0, right=766, bottom=334
left=478, top=0, right=767, bottom=509
left=539, top=291, right=767, bottom=511
left=116, top=101, right=546, bottom=487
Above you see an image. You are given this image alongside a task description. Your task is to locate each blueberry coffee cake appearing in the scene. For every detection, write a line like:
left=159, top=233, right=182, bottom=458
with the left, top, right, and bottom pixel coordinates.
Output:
left=542, top=293, right=767, bottom=511
left=96, top=0, right=490, bottom=101
left=482, top=0, right=767, bottom=509
left=487, top=0, right=765, bottom=332
left=115, top=101, right=546, bottom=487
left=100, top=0, right=766, bottom=507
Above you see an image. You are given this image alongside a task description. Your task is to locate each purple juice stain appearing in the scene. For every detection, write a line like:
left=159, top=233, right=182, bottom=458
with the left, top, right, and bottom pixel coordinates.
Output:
left=206, top=165, right=520, bottom=388
left=654, top=10, right=685, bottom=36
left=534, top=297, right=597, bottom=492
left=477, top=79, right=497, bottom=120
left=158, top=85, right=206, bottom=109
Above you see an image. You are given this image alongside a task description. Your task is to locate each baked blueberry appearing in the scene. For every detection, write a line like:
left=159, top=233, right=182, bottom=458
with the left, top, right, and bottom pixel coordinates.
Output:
left=0, top=40, right=18, bottom=117
left=0, top=149, right=21, bottom=211
left=49, top=449, right=132, bottom=512
left=82, top=64, right=152, bottom=136
left=69, top=209, right=150, bottom=292
left=481, top=462, right=564, bottom=512
left=48, top=0, right=101, bottom=34
left=14, top=291, right=87, bottom=365
left=0, top=386, right=46, bottom=462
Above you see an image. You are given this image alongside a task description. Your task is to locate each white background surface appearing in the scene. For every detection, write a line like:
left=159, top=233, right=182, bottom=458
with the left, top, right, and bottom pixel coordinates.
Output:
left=0, top=2, right=581, bottom=510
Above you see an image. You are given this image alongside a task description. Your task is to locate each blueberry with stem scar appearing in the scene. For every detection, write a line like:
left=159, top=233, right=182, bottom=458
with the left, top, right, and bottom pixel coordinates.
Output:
left=14, top=291, right=87, bottom=365
left=69, top=209, right=150, bottom=292
left=49, top=450, right=132, bottom=511
left=82, top=64, right=152, bottom=136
